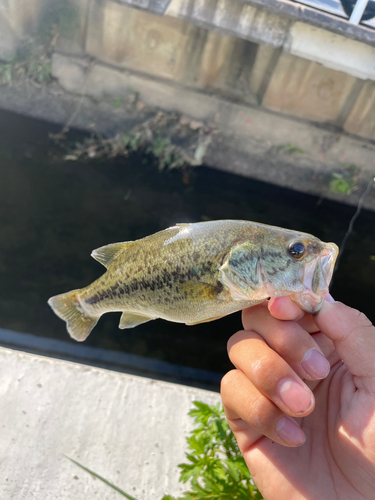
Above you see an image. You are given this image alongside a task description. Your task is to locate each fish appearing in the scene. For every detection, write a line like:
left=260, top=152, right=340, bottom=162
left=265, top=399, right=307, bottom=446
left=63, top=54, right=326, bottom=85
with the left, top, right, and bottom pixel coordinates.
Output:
left=47, top=220, right=338, bottom=342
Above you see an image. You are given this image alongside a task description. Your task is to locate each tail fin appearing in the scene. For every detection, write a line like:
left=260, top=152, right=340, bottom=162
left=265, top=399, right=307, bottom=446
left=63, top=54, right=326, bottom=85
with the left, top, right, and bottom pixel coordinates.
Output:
left=48, top=290, right=98, bottom=342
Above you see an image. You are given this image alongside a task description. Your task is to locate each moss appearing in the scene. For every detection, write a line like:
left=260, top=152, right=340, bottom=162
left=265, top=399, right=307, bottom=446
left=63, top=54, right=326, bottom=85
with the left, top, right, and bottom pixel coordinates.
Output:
left=329, top=163, right=360, bottom=195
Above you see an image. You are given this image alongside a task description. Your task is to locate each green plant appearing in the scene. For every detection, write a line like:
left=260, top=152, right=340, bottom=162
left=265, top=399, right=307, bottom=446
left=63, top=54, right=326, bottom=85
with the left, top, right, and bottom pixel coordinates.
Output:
left=149, top=136, right=170, bottom=157
left=164, top=401, right=262, bottom=500
left=122, top=132, right=140, bottom=151
left=329, top=174, right=355, bottom=194
left=28, top=58, right=52, bottom=83
left=0, top=3, right=77, bottom=88
left=145, top=135, right=185, bottom=171
left=329, top=164, right=360, bottom=195
left=0, top=63, right=12, bottom=84
left=281, top=143, right=305, bottom=155
left=68, top=401, right=262, bottom=500
left=113, top=96, right=124, bottom=109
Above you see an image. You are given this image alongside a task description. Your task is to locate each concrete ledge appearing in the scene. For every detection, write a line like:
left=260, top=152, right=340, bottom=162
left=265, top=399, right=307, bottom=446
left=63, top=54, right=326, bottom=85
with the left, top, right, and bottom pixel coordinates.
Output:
left=50, top=53, right=375, bottom=211
left=115, top=0, right=172, bottom=15
left=0, top=346, right=220, bottom=499
left=239, top=0, right=375, bottom=46
left=166, top=0, right=375, bottom=47
left=0, top=327, right=222, bottom=388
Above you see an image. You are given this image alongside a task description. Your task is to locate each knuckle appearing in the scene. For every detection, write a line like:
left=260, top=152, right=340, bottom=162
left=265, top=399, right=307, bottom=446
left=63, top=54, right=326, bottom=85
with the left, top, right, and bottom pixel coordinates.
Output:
left=227, top=329, right=263, bottom=357
left=352, top=310, right=372, bottom=329
left=340, top=303, right=373, bottom=330
left=251, top=354, right=270, bottom=380
left=227, top=330, right=247, bottom=354
left=220, top=369, right=241, bottom=398
left=272, top=327, right=293, bottom=353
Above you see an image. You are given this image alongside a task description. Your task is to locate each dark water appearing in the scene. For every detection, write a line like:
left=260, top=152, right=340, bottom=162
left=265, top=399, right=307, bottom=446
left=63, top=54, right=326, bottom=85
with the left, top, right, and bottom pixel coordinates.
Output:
left=0, top=109, right=374, bottom=380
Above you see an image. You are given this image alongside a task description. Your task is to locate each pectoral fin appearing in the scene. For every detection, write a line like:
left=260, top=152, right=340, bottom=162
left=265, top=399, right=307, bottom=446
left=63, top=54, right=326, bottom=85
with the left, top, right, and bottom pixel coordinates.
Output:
left=177, top=280, right=222, bottom=302
left=91, top=241, right=134, bottom=268
left=119, top=311, right=157, bottom=329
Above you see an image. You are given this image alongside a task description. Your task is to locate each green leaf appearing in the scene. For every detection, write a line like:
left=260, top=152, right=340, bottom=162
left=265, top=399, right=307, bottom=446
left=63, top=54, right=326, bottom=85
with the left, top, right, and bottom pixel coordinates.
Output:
left=224, top=459, right=240, bottom=482
left=176, top=401, right=263, bottom=499
left=187, top=435, right=207, bottom=455
left=65, top=456, right=139, bottom=500
left=281, top=143, right=305, bottom=155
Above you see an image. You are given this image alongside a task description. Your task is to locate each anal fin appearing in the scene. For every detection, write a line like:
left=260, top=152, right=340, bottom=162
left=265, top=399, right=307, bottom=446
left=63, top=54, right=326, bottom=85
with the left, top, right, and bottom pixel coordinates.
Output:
left=119, top=311, right=157, bottom=329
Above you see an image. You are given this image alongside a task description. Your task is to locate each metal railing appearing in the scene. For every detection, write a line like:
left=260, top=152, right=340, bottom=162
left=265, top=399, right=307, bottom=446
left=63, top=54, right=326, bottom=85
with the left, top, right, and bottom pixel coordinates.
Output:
left=292, top=0, right=375, bottom=26
left=349, top=0, right=372, bottom=23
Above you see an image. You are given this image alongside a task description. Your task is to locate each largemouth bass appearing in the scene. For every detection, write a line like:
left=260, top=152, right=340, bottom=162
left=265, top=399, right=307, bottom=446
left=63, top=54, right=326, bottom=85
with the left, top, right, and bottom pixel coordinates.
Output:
left=48, top=220, right=338, bottom=341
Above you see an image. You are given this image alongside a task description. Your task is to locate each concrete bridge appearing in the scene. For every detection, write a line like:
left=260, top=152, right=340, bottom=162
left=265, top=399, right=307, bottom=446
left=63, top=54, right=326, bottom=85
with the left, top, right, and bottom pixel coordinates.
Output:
left=0, top=0, right=374, bottom=140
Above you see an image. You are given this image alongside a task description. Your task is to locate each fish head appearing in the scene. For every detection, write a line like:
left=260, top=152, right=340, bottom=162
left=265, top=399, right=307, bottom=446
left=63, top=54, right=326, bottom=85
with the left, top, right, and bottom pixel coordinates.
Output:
left=281, top=237, right=338, bottom=314
left=220, top=226, right=339, bottom=314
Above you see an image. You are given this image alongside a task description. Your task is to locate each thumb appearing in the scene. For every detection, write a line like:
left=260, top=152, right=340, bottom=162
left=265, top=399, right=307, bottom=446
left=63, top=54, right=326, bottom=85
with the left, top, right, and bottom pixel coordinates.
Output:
left=315, top=301, right=375, bottom=386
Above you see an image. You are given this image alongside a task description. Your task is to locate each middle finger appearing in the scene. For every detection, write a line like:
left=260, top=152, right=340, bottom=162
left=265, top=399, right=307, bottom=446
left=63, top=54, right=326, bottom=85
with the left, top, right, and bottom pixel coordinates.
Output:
left=228, top=330, right=314, bottom=417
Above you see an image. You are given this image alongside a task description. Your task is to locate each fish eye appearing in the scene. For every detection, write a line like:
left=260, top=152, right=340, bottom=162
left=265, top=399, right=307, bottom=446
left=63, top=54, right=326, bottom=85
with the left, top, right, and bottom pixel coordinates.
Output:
left=288, top=241, right=306, bottom=259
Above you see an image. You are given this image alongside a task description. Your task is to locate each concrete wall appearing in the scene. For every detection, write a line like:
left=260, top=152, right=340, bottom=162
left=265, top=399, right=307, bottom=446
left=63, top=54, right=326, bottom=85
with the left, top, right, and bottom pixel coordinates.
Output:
left=0, top=0, right=51, bottom=59
left=0, top=0, right=374, bottom=140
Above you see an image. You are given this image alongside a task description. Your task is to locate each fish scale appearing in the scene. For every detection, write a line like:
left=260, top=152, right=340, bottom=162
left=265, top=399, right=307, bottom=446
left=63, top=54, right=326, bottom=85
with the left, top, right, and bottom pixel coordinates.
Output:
left=48, top=220, right=338, bottom=341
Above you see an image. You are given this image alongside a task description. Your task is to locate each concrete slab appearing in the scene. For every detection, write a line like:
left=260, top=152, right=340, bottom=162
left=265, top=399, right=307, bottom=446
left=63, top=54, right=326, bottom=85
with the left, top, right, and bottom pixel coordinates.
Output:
left=86, top=1, right=191, bottom=81
left=0, top=347, right=221, bottom=499
left=344, top=81, right=375, bottom=141
left=262, top=51, right=358, bottom=125
left=287, top=23, right=375, bottom=81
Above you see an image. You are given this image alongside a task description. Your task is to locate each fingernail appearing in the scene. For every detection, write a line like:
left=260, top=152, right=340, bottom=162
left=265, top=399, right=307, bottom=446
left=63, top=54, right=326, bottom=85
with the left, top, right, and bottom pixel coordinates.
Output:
left=276, top=416, right=305, bottom=446
left=301, top=348, right=330, bottom=379
left=325, top=293, right=335, bottom=303
left=277, top=379, right=313, bottom=414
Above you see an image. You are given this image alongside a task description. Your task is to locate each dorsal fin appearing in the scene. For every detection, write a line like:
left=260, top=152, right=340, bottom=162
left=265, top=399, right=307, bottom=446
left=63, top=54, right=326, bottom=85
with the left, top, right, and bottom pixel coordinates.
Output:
left=91, top=241, right=133, bottom=268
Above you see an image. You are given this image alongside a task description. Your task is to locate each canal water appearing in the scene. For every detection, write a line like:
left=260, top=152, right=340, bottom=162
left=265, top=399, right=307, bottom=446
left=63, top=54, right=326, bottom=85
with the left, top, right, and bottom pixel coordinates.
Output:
left=0, top=109, right=374, bottom=384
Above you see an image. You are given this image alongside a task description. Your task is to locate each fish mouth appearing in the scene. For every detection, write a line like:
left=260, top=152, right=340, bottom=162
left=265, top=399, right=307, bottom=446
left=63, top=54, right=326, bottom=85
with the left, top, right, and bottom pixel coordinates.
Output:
left=290, top=242, right=339, bottom=314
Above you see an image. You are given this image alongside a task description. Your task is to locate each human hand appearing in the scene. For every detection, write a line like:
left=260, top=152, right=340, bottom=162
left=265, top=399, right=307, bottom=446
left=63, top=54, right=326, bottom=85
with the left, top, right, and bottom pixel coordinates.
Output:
left=221, top=297, right=375, bottom=499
